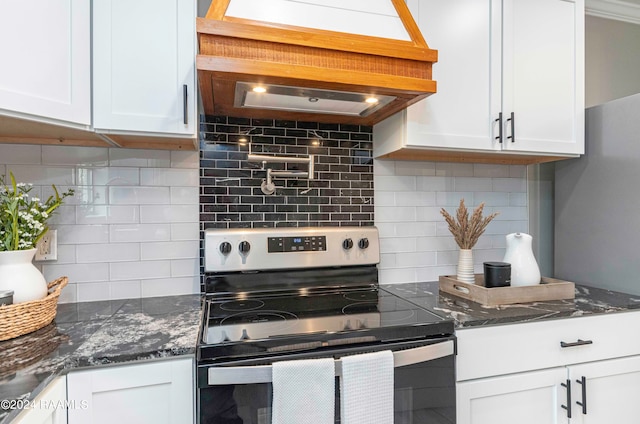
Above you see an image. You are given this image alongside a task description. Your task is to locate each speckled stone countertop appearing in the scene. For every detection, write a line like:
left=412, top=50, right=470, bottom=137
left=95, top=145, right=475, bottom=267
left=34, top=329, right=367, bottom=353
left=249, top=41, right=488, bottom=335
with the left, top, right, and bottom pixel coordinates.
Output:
left=382, top=282, right=640, bottom=328
left=0, top=294, right=202, bottom=423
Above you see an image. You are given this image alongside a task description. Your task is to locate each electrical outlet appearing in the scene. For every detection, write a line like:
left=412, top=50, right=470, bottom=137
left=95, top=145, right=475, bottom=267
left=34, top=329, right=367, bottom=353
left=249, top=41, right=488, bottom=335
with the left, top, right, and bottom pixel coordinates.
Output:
left=35, top=229, right=57, bottom=261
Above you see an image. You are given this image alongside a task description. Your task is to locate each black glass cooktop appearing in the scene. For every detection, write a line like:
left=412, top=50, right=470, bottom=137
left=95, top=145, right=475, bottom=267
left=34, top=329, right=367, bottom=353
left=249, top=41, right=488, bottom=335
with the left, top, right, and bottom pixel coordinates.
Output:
left=199, top=285, right=453, bottom=363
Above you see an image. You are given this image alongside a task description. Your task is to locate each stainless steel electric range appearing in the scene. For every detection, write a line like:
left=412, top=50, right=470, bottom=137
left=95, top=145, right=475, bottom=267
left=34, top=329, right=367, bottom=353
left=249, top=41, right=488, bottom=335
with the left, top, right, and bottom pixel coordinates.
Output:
left=197, top=226, right=456, bottom=424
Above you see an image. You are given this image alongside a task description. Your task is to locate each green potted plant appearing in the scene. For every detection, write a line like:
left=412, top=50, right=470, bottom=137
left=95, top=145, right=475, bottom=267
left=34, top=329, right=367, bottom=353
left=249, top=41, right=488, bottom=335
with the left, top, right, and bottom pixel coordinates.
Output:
left=0, top=173, right=73, bottom=303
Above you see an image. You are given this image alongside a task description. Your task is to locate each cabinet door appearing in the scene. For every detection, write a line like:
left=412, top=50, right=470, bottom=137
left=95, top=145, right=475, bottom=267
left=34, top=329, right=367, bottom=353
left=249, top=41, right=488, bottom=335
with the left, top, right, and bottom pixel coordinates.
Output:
left=402, top=0, right=501, bottom=151
left=457, top=367, right=567, bottom=424
left=13, top=377, right=68, bottom=424
left=501, top=0, right=584, bottom=155
left=93, top=0, right=196, bottom=136
left=67, top=358, right=194, bottom=424
left=0, top=0, right=90, bottom=126
left=569, top=356, right=640, bottom=424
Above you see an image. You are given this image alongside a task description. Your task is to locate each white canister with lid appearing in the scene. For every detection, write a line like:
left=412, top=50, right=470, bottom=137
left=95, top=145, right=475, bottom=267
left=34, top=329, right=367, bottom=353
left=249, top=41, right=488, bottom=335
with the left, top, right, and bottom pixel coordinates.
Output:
left=502, top=232, right=541, bottom=287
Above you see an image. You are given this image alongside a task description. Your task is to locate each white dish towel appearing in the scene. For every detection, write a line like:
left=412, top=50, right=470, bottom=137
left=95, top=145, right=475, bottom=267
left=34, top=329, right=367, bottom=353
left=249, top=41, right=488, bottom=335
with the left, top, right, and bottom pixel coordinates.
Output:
left=340, top=350, right=394, bottom=424
left=271, top=357, right=335, bottom=424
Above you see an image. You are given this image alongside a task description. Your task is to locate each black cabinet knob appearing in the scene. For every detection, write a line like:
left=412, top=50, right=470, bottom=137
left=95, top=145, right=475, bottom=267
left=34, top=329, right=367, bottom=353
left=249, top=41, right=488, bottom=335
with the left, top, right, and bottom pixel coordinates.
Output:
left=342, top=238, right=353, bottom=250
left=239, top=241, right=251, bottom=254
left=358, top=238, right=369, bottom=249
left=219, top=241, right=232, bottom=255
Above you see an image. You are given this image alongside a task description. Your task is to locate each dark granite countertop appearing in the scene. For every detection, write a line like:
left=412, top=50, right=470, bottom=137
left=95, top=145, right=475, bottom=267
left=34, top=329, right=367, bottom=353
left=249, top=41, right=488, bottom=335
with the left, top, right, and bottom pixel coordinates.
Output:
left=382, top=282, right=640, bottom=328
left=0, top=294, right=202, bottom=423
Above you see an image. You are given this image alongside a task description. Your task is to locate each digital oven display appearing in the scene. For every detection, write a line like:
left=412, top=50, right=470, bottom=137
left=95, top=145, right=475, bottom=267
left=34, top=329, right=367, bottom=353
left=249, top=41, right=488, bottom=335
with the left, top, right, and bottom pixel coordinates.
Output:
left=268, top=236, right=327, bottom=252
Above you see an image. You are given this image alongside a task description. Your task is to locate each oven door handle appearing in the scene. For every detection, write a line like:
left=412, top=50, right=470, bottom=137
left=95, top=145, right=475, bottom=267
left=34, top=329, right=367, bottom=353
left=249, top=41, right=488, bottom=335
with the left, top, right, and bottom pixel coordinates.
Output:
left=207, top=340, right=454, bottom=386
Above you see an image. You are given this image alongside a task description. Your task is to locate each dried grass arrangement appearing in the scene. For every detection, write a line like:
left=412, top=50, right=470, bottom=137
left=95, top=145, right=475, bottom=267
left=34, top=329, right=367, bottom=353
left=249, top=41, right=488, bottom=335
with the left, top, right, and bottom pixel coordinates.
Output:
left=440, top=199, right=499, bottom=249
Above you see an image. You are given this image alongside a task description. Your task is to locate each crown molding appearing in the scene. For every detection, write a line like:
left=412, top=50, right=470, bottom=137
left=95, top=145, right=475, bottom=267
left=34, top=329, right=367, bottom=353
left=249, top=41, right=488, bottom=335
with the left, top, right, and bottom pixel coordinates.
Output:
left=586, top=0, right=640, bottom=25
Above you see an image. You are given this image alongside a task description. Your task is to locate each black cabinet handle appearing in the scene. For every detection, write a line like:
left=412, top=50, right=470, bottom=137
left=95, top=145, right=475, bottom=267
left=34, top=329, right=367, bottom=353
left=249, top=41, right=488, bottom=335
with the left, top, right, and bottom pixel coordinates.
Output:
left=576, top=376, right=587, bottom=415
left=560, top=339, right=593, bottom=348
left=494, top=112, right=503, bottom=143
left=561, top=379, right=572, bottom=419
left=183, top=84, right=188, bottom=125
left=506, top=112, right=515, bottom=142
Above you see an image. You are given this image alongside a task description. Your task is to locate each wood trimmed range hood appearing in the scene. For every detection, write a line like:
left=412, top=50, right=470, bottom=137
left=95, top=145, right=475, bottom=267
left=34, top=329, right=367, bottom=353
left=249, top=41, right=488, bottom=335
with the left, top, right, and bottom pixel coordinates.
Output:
left=196, top=0, right=437, bottom=126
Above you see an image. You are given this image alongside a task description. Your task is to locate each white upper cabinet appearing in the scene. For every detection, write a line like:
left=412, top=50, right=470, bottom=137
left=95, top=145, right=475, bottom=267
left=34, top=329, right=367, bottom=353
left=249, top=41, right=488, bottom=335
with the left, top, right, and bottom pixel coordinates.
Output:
left=501, top=0, right=584, bottom=155
left=93, top=0, right=197, bottom=137
left=0, top=0, right=91, bottom=127
left=374, top=0, right=584, bottom=162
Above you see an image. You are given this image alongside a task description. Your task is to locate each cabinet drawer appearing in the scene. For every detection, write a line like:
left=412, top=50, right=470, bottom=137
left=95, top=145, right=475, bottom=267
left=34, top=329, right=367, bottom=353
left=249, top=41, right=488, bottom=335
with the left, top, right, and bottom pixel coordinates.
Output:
left=456, top=311, right=640, bottom=381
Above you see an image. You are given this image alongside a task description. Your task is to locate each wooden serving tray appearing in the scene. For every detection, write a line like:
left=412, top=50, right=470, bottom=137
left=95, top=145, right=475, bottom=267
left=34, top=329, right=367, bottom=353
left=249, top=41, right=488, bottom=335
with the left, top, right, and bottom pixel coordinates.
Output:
left=439, top=274, right=575, bottom=307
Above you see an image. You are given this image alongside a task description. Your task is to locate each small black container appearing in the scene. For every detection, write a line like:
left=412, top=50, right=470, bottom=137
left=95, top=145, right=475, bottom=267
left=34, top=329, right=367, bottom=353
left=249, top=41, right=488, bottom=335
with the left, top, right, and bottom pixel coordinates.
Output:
left=483, top=262, right=511, bottom=288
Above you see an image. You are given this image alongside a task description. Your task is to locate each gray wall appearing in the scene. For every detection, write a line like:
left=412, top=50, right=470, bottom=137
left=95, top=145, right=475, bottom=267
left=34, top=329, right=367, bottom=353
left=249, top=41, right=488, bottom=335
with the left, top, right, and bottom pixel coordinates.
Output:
left=586, top=15, right=640, bottom=107
left=555, top=93, right=640, bottom=295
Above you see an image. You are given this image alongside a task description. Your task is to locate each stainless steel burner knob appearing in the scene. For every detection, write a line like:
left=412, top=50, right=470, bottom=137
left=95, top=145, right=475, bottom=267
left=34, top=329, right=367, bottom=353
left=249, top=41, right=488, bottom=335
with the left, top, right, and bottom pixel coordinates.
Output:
left=219, top=241, right=232, bottom=255
left=342, top=238, right=353, bottom=250
left=358, top=238, right=369, bottom=249
left=239, top=241, right=251, bottom=254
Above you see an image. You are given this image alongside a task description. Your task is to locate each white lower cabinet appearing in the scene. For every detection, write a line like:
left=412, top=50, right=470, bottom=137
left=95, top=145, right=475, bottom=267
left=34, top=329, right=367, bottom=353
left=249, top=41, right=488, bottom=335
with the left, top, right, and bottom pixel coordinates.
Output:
left=456, top=311, right=640, bottom=424
left=568, top=355, right=640, bottom=424
left=67, top=358, right=194, bottom=424
left=12, top=377, right=68, bottom=424
left=457, top=367, right=566, bottom=424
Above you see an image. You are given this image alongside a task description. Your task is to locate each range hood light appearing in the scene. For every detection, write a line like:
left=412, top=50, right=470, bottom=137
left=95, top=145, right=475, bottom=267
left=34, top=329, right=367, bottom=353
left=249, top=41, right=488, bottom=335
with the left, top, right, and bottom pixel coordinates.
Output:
left=252, top=86, right=267, bottom=93
left=308, top=97, right=319, bottom=103
left=365, top=97, right=379, bottom=104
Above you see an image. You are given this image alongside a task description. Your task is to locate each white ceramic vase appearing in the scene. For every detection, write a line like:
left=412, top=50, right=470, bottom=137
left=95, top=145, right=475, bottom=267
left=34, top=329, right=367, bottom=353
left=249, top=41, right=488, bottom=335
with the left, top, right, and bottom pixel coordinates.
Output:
left=503, top=233, right=541, bottom=286
left=0, top=248, right=48, bottom=303
left=457, top=249, right=475, bottom=284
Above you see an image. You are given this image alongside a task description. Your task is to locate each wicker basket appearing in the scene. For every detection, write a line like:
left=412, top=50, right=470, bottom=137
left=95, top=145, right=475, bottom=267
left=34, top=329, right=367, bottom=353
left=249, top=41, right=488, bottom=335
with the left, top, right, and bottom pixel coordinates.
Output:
left=0, top=277, right=68, bottom=342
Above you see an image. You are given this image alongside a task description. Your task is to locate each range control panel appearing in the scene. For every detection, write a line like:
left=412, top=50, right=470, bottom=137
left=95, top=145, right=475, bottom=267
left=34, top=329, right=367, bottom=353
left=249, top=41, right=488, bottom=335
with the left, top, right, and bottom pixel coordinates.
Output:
left=268, top=236, right=327, bottom=252
left=204, top=227, right=379, bottom=272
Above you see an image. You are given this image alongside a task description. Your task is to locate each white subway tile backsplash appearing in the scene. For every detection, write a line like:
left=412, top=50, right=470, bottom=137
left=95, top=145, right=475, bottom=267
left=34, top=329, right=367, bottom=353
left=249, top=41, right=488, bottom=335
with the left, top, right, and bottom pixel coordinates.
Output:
left=1, top=144, right=200, bottom=303
left=435, top=162, right=474, bottom=177
left=139, top=204, right=198, bottom=223
left=375, top=206, right=416, bottom=223
left=0, top=144, right=41, bottom=164
left=42, top=263, right=110, bottom=283
left=395, top=191, right=436, bottom=207
left=473, top=163, right=510, bottom=178
left=76, top=243, right=141, bottom=263
left=141, top=276, right=200, bottom=297
left=77, top=167, right=140, bottom=186
left=170, top=186, right=199, bottom=205
left=140, top=168, right=199, bottom=186
left=454, top=177, right=493, bottom=192
left=171, top=223, right=200, bottom=241
left=376, top=160, right=528, bottom=285
left=416, top=176, right=453, bottom=192
left=57, top=224, right=110, bottom=244
left=77, top=282, right=111, bottom=302
left=57, top=283, right=77, bottom=304
left=110, top=260, right=171, bottom=281
left=436, top=192, right=475, bottom=206
left=42, top=146, right=108, bottom=166
left=109, top=280, right=142, bottom=300
left=8, top=165, right=74, bottom=186
left=110, top=224, right=171, bottom=243
left=493, top=177, right=527, bottom=192
left=170, top=151, right=199, bottom=169
left=395, top=161, right=436, bottom=176
left=171, top=258, right=199, bottom=277
left=140, top=241, right=199, bottom=260
left=108, top=148, right=171, bottom=167
left=374, top=175, right=416, bottom=191
left=109, top=186, right=170, bottom=205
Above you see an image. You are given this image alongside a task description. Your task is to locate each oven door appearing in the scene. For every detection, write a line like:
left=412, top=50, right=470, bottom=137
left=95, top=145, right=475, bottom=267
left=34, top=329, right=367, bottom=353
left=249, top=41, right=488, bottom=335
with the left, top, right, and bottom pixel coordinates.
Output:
left=198, top=337, right=456, bottom=424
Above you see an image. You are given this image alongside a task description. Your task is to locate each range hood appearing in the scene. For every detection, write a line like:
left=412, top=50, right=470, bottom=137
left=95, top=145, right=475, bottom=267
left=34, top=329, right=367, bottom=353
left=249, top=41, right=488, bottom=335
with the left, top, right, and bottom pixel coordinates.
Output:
left=196, top=0, right=437, bottom=126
